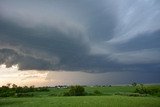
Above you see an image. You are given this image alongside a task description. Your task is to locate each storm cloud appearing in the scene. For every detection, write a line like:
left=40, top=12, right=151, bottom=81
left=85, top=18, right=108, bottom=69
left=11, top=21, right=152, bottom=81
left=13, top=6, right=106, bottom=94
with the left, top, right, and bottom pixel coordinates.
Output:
left=0, top=0, right=160, bottom=73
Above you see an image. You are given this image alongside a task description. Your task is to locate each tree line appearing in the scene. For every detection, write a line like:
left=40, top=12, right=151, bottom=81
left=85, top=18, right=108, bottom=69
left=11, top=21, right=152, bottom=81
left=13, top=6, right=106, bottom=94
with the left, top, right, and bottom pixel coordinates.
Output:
left=0, top=83, right=49, bottom=97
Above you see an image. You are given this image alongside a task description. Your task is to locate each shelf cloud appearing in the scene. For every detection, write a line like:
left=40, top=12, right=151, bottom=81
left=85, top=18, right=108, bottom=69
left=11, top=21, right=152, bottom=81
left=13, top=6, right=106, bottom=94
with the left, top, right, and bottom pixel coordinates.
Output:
left=0, top=0, right=160, bottom=73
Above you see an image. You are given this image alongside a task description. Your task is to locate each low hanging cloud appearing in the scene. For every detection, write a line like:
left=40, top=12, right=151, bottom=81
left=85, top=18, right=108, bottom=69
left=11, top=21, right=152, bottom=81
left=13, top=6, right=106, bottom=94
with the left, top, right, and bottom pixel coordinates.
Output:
left=0, top=0, right=160, bottom=72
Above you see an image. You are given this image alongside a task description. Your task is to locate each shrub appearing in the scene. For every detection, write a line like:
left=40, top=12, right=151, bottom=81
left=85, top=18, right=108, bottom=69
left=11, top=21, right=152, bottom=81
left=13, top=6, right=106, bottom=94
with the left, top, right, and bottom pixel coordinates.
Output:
left=63, top=92, right=70, bottom=96
left=15, top=93, right=34, bottom=97
left=0, top=84, right=51, bottom=97
left=131, top=82, right=137, bottom=87
left=93, top=90, right=102, bottom=95
left=49, top=93, right=58, bottom=96
left=115, top=92, right=147, bottom=97
left=37, top=87, right=49, bottom=92
left=69, top=85, right=85, bottom=96
left=0, top=92, right=15, bottom=97
left=0, top=86, right=10, bottom=93
left=135, top=85, right=160, bottom=95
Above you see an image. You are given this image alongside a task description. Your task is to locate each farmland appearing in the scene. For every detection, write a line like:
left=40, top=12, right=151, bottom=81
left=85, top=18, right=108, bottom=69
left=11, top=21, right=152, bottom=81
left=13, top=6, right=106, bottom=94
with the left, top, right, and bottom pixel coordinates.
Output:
left=1, top=96, right=160, bottom=107
left=0, top=85, right=160, bottom=107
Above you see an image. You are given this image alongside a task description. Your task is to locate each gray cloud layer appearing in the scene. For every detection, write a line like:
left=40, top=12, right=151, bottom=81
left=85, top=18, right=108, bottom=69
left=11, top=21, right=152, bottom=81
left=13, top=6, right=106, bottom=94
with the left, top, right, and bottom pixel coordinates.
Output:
left=0, top=0, right=160, bottom=72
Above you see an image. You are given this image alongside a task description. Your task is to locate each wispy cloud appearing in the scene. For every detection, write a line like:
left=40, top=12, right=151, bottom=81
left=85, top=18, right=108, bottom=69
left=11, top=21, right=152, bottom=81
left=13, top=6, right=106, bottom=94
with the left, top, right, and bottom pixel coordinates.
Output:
left=109, top=49, right=160, bottom=64
left=108, top=0, right=160, bottom=44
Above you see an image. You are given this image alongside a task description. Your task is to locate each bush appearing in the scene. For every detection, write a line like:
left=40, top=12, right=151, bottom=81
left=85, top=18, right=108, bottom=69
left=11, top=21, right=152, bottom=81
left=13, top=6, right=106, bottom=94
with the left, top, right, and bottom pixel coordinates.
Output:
left=131, top=82, right=137, bottom=87
left=0, top=92, right=15, bottom=97
left=135, top=85, right=160, bottom=95
left=0, top=86, right=10, bottom=93
left=63, top=85, right=86, bottom=96
left=93, top=90, right=102, bottom=95
left=69, top=85, right=85, bottom=96
left=63, top=92, right=70, bottom=96
left=37, top=87, right=49, bottom=92
left=115, top=92, right=147, bottom=97
left=156, top=92, right=160, bottom=97
left=49, top=93, right=58, bottom=96
left=15, top=93, right=34, bottom=97
left=0, top=84, right=50, bottom=97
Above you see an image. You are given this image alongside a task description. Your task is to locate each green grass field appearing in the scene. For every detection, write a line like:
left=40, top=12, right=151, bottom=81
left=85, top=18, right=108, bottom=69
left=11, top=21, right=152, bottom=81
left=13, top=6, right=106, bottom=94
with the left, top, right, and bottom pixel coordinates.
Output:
left=1, top=96, right=160, bottom=107
left=85, top=86, right=135, bottom=94
left=0, top=85, right=160, bottom=107
left=32, top=86, right=136, bottom=97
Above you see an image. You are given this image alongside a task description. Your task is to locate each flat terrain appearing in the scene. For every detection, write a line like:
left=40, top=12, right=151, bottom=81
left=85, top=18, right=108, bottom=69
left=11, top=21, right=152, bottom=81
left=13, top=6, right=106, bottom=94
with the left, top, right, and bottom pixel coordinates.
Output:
left=0, top=85, right=160, bottom=107
left=31, top=86, right=136, bottom=97
left=1, top=96, right=160, bottom=107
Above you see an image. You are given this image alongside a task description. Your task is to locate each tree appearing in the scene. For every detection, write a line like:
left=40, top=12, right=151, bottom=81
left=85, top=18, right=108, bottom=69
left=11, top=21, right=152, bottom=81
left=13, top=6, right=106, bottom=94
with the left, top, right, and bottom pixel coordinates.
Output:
left=12, top=84, right=17, bottom=88
left=29, top=85, right=35, bottom=92
left=6, top=83, right=11, bottom=88
left=94, top=90, right=101, bottom=95
left=131, top=82, right=137, bottom=87
left=68, top=85, right=85, bottom=96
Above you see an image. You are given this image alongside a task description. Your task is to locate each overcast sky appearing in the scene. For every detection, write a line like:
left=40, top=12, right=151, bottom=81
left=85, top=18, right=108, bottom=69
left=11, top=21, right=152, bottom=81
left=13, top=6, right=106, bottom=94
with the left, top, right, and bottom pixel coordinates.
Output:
left=0, top=0, right=160, bottom=86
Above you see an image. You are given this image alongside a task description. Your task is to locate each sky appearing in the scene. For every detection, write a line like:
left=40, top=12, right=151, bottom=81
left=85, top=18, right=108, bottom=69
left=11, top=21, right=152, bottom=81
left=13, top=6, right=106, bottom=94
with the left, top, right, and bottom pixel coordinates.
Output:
left=0, top=0, right=160, bottom=86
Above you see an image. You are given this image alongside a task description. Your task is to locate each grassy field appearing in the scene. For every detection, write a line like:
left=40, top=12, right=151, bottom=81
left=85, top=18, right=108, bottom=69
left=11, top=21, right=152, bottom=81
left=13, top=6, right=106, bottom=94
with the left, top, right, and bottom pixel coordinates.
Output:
left=31, top=86, right=136, bottom=97
left=0, top=85, right=160, bottom=107
left=0, top=96, right=160, bottom=107
left=85, top=86, right=135, bottom=94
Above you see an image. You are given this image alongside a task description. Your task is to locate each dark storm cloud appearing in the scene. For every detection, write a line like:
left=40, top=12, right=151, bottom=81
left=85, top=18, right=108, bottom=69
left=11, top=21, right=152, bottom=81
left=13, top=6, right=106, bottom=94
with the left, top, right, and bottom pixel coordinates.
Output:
left=116, top=30, right=160, bottom=51
left=0, top=16, right=90, bottom=71
left=0, top=0, right=160, bottom=73
left=0, top=48, right=52, bottom=70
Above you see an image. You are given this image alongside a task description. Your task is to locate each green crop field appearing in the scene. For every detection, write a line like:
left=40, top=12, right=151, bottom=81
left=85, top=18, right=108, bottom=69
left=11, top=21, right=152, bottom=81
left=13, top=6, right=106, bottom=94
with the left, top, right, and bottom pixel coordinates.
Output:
left=0, top=85, right=160, bottom=107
